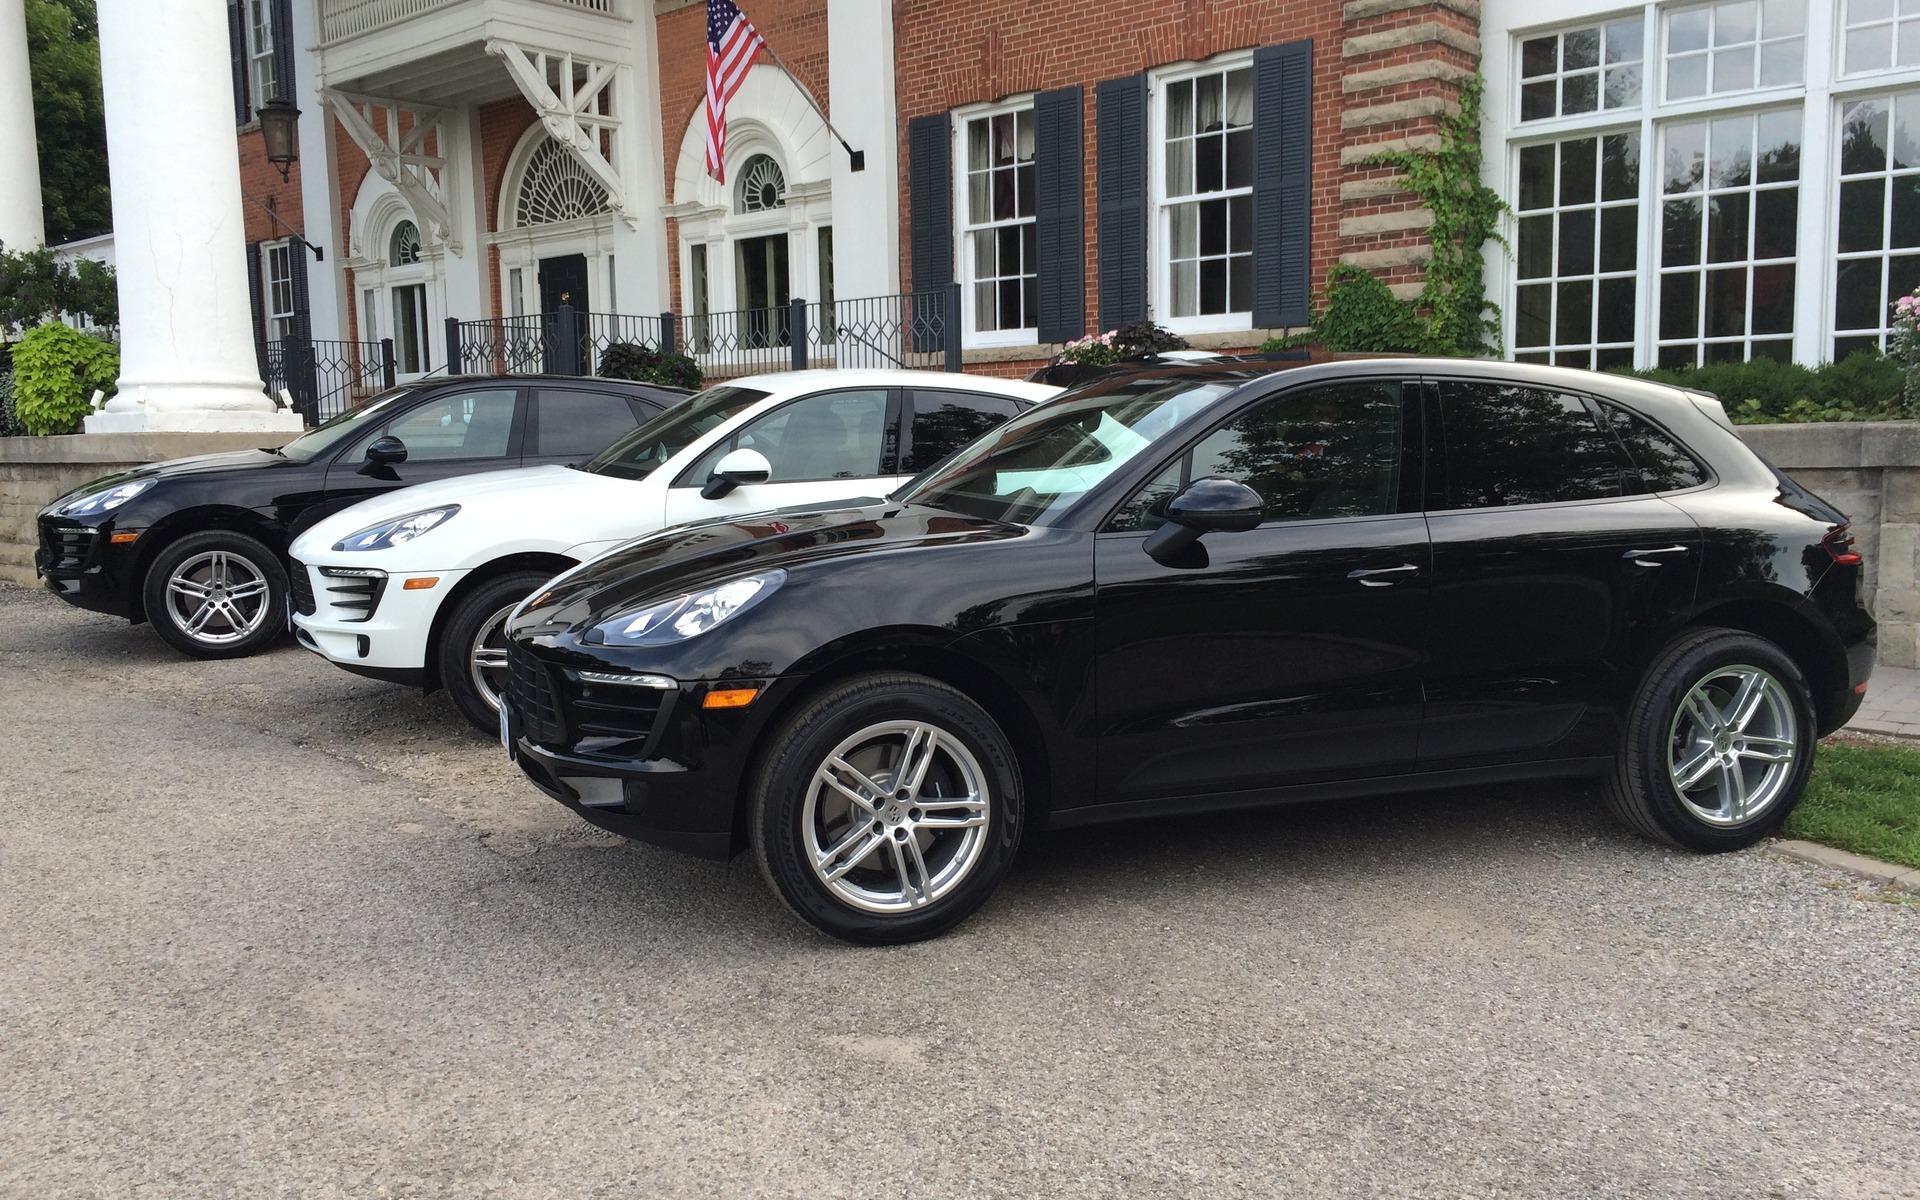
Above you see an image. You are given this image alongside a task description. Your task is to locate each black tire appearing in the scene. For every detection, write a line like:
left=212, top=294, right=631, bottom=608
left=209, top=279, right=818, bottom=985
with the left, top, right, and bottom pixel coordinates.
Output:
left=437, top=570, right=551, bottom=734
left=141, top=529, right=289, bottom=660
left=751, top=672, right=1024, bottom=945
left=1603, top=627, right=1817, bottom=852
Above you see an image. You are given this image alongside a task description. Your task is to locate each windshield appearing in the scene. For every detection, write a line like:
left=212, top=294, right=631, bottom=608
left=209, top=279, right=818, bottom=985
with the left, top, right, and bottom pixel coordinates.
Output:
left=278, top=387, right=419, bottom=462
left=898, top=378, right=1236, bottom=525
left=583, top=385, right=771, bottom=481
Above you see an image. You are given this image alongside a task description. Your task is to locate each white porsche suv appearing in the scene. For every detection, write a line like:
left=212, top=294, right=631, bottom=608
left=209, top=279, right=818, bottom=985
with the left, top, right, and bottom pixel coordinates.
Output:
left=288, top=369, right=1058, bottom=730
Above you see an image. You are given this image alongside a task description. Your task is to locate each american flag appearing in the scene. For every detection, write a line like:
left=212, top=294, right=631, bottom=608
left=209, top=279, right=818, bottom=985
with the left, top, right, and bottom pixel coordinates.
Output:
left=705, top=0, right=766, bottom=183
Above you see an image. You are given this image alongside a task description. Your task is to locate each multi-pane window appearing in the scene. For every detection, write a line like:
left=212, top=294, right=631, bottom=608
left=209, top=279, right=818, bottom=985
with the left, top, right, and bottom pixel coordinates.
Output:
left=1519, top=20, right=1645, bottom=121
left=1842, top=0, right=1920, bottom=74
left=1834, top=93, right=1920, bottom=357
left=1513, top=133, right=1641, bottom=368
left=1664, top=0, right=1806, bottom=99
left=248, top=0, right=276, bottom=110
left=1160, top=65, right=1253, bottom=319
left=1656, top=109, right=1802, bottom=365
left=961, top=108, right=1037, bottom=335
left=264, top=242, right=294, bottom=342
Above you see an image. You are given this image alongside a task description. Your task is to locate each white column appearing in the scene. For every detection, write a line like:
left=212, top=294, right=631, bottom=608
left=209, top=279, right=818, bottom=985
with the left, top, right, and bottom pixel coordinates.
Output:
left=827, top=0, right=901, bottom=299
left=0, top=0, right=45, bottom=250
left=88, top=0, right=301, bottom=432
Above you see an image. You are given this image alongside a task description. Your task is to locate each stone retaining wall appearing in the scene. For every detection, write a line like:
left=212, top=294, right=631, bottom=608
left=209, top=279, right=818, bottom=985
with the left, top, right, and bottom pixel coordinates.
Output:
left=0, top=421, right=1911, bottom=662
left=0, top=433, right=297, bottom=586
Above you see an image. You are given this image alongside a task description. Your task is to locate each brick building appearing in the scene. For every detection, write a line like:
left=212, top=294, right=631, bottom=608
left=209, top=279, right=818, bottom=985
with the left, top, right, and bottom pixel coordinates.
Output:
left=226, top=0, right=1918, bottom=404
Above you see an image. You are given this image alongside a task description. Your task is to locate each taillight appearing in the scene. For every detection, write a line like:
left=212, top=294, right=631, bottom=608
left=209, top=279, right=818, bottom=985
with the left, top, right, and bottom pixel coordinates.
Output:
left=1823, top=524, right=1862, bottom=566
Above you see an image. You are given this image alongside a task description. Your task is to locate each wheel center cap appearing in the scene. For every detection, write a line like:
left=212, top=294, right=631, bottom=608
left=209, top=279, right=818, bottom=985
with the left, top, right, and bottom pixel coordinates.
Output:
left=1713, top=732, right=1733, bottom=753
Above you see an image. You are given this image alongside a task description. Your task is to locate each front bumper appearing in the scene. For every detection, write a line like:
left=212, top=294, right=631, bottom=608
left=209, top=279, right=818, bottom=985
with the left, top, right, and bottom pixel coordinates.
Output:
left=503, top=640, right=795, bottom=860
left=289, top=557, right=470, bottom=672
left=35, top=515, right=136, bottom=618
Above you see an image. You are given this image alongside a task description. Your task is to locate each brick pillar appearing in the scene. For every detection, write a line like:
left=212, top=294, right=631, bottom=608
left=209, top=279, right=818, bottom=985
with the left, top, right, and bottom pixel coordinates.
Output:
left=1336, top=0, right=1481, bottom=300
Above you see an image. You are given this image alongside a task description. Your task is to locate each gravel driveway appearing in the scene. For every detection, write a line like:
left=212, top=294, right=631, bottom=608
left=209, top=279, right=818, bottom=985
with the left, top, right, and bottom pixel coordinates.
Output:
left=0, top=583, right=1915, bottom=1199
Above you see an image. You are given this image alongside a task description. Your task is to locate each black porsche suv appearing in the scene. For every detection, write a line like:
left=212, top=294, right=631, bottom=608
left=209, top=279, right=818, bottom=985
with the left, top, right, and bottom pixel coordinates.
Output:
left=35, top=376, right=687, bottom=659
left=501, top=359, right=1875, bottom=944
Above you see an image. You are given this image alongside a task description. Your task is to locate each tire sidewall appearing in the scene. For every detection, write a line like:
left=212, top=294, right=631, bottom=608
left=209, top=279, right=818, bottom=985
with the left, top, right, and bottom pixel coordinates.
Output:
left=755, top=676, right=1023, bottom=945
left=142, top=530, right=288, bottom=660
left=438, top=571, right=549, bottom=733
left=1629, top=632, right=1817, bottom=851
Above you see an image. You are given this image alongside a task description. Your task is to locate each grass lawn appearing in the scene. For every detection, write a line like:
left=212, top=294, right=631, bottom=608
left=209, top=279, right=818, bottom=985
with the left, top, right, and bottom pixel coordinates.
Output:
left=1785, top=741, right=1920, bottom=871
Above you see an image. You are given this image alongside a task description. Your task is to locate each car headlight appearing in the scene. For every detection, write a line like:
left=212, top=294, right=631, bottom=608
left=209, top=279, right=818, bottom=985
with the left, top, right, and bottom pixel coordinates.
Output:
left=58, top=478, right=155, bottom=517
left=332, top=505, right=460, bottom=552
left=586, top=570, right=786, bottom=647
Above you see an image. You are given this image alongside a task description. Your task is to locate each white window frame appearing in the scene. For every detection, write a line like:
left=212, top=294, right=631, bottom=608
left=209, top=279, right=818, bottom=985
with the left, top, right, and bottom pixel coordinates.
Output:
left=1838, top=0, right=1920, bottom=77
left=1661, top=0, right=1809, bottom=102
left=1830, top=87, right=1920, bottom=354
left=263, top=239, right=295, bottom=343
left=1509, top=128, right=1645, bottom=367
left=1149, top=51, right=1256, bottom=336
left=1516, top=16, right=1647, bottom=122
left=951, top=96, right=1040, bottom=349
left=248, top=0, right=276, bottom=112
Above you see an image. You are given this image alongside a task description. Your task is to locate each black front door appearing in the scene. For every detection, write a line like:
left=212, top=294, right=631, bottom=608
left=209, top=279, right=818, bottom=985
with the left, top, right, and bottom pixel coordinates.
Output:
left=1089, top=378, right=1429, bottom=809
left=737, top=234, right=791, bottom=347
left=538, top=254, right=590, bottom=373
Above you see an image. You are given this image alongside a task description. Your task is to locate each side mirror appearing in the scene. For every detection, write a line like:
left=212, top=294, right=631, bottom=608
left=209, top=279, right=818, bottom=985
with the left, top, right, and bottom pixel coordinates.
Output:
left=701, top=447, right=773, bottom=500
left=1143, top=477, right=1263, bottom=564
left=357, top=434, right=408, bottom=478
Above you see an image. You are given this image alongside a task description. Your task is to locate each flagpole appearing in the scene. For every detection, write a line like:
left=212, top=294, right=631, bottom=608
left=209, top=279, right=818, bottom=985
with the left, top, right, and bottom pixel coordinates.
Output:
left=754, top=41, right=865, bottom=171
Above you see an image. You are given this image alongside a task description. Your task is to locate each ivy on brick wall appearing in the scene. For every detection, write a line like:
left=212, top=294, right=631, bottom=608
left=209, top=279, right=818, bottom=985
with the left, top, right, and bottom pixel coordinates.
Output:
left=1266, top=77, right=1507, bottom=357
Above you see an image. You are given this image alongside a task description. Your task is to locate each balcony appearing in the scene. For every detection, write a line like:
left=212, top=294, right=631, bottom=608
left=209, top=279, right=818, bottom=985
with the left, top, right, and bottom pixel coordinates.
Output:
left=317, top=0, right=628, bottom=101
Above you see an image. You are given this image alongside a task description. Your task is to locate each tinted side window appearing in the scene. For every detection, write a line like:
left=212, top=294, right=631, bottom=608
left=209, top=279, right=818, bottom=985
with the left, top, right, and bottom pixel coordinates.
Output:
left=1437, top=382, right=1629, bottom=509
left=1600, top=403, right=1711, bottom=491
left=677, top=388, right=890, bottom=485
left=532, top=389, right=641, bottom=457
left=360, top=388, right=518, bottom=462
left=1107, top=382, right=1404, bottom=531
left=905, top=390, right=1023, bottom=472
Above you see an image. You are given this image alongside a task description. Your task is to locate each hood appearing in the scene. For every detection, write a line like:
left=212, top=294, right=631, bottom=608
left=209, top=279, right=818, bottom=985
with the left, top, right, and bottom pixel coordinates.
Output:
left=514, top=502, right=1021, bottom=635
left=46, top=449, right=291, bottom=511
left=293, top=464, right=629, bottom=552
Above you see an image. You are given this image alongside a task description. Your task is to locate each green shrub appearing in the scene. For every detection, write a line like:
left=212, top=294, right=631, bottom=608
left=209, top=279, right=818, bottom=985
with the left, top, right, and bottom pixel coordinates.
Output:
left=1263, top=265, right=1426, bottom=354
left=0, top=371, right=21, bottom=437
left=11, top=322, right=117, bottom=435
left=598, top=342, right=701, bottom=390
left=1622, top=350, right=1906, bottom=424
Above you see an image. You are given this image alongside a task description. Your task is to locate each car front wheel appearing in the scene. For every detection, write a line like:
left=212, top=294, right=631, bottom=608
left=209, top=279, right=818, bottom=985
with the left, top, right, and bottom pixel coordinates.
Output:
left=142, top=530, right=288, bottom=659
left=1604, top=627, right=1816, bottom=852
left=751, top=673, right=1024, bottom=944
left=437, top=570, right=551, bottom=734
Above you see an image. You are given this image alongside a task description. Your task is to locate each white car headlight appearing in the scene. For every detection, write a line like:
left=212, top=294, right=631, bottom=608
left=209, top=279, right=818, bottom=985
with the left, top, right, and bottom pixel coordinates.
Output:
left=333, top=505, right=460, bottom=552
left=587, top=570, right=786, bottom=647
left=58, top=478, right=155, bottom=517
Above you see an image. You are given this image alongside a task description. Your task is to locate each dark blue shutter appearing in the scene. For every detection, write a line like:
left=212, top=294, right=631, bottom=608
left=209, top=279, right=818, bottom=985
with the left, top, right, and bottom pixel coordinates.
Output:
left=1252, top=40, right=1314, bottom=329
left=270, top=0, right=296, bottom=102
left=1033, top=87, right=1086, bottom=344
left=245, top=242, right=268, bottom=382
left=228, top=1, right=251, bottom=125
left=907, top=114, right=953, bottom=352
left=1095, top=74, right=1148, bottom=331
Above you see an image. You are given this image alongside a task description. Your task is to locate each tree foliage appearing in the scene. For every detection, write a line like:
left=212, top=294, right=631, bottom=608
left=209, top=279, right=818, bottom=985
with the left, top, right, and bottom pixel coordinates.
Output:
left=0, top=242, right=117, bottom=329
left=10, top=321, right=117, bottom=435
left=27, top=0, right=110, bottom=247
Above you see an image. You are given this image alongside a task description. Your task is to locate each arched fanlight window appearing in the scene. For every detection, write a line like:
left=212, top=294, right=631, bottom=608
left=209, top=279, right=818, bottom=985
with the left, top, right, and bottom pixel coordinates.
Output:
left=514, top=138, right=612, bottom=227
left=735, top=154, right=786, bottom=213
left=389, top=220, right=421, bottom=266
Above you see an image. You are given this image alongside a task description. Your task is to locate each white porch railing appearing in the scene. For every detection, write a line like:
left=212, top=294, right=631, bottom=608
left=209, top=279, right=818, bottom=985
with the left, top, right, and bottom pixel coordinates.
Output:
left=319, top=0, right=617, bottom=45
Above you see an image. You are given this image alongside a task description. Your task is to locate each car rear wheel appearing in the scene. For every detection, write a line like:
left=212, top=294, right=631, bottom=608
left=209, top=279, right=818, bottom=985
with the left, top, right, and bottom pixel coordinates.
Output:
left=751, top=673, right=1024, bottom=945
left=1604, top=627, right=1816, bottom=852
left=438, top=570, right=551, bottom=734
left=142, top=530, right=288, bottom=659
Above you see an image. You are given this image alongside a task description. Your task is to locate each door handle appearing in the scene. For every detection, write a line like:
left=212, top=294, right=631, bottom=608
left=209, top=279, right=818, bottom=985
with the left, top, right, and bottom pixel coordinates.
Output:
left=1348, top=563, right=1420, bottom=587
left=1623, top=545, right=1689, bottom=567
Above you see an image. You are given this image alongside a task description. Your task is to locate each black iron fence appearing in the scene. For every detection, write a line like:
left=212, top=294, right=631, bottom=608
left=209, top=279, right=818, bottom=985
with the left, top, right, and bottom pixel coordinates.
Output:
left=446, top=286, right=963, bottom=383
left=266, top=337, right=394, bottom=424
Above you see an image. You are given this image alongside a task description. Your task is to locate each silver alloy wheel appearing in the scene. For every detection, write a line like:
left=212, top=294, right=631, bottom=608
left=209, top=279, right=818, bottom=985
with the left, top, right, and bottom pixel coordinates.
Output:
left=1666, top=663, right=1800, bottom=826
left=801, top=720, right=992, bottom=914
left=163, top=549, right=274, bottom=646
left=467, top=600, right=521, bottom=714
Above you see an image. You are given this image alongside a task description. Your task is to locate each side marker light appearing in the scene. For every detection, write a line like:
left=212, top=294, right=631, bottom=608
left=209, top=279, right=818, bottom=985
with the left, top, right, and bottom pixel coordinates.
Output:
left=109, top=531, right=140, bottom=544
left=702, top=687, right=760, bottom=709
left=402, top=576, right=440, bottom=590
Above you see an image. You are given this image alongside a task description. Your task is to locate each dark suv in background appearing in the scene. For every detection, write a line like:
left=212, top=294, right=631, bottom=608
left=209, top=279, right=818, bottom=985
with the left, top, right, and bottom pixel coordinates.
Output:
left=36, top=376, right=688, bottom=659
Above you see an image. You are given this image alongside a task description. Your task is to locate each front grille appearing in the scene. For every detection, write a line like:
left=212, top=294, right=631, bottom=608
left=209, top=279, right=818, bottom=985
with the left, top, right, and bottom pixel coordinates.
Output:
left=317, top=567, right=386, bottom=623
left=40, top=523, right=97, bottom=573
left=508, top=643, right=567, bottom=746
left=288, top=558, right=316, bottom=616
left=572, top=678, right=671, bottom=741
